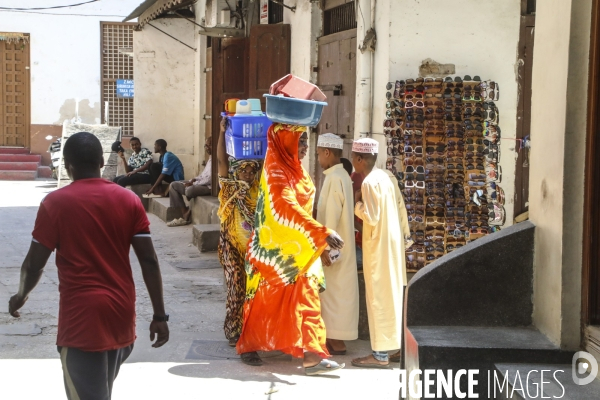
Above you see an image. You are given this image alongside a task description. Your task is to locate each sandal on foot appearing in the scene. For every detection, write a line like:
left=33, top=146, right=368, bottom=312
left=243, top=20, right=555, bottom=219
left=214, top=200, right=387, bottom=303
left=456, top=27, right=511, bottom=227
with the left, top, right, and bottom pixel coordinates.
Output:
left=143, top=193, right=163, bottom=198
left=389, top=350, right=401, bottom=363
left=240, top=351, right=262, bottom=366
left=305, top=359, right=345, bottom=376
left=166, top=218, right=189, bottom=227
left=351, top=355, right=390, bottom=369
left=326, top=341, right=347, bottom=356
left=228, top=336, right=239, bottom=347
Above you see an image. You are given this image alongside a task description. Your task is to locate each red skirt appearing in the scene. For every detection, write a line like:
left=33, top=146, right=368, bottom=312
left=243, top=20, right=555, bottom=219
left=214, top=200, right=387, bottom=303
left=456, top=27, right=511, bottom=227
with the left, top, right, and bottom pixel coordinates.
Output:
left=236, top=275, right=330, bottom=359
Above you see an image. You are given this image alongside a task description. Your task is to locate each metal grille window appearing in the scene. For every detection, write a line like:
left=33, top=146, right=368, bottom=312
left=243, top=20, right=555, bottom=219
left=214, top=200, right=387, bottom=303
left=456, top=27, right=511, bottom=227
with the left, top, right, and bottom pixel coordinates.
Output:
left=269, top=1, right=284, bottom=24
left=324, top=2, right=357, bottom=36
left=101, top=23, right=135, bottom=137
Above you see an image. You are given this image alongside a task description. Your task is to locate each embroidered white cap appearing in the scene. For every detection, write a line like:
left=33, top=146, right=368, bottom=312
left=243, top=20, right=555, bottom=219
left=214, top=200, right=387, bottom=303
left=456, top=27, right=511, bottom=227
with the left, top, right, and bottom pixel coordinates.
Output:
left=352, top=138, right=379, bottom=154
left=317, top=133, right=344, bottom=149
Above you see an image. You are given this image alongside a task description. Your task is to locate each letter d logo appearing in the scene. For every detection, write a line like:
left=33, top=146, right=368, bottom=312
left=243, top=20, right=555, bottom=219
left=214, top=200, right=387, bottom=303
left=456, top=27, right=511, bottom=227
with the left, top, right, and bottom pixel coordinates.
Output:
left=572, top=351, right=599, bottom=386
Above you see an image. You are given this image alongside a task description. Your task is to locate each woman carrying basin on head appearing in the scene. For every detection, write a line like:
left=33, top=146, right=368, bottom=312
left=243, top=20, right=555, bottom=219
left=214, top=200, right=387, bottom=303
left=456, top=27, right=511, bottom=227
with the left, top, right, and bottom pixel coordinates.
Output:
left=236, top=123, right=345, bottom=376
left=216, top=118, right=261, bottom=348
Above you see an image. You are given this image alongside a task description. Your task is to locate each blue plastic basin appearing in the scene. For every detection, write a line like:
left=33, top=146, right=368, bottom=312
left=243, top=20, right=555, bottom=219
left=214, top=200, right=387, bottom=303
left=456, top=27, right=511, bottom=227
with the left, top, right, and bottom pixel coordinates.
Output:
left=264, top=94, right=327, bottom=127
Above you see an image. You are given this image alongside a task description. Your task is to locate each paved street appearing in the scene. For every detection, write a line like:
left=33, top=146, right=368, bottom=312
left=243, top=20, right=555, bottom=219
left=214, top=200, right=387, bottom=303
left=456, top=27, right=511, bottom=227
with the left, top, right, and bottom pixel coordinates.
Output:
left=0, top=181, right=400, bottom=399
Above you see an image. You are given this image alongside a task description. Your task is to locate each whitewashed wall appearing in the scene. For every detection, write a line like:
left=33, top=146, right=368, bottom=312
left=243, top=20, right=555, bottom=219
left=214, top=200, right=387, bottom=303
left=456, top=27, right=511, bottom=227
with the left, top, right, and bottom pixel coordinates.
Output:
left=529, top=0, right=591, bottom=349
left=133, top=19, right=197, bottom=178
left=372, top=0, right=522, bottom=226
left=0, top=0, right=141, bottom=124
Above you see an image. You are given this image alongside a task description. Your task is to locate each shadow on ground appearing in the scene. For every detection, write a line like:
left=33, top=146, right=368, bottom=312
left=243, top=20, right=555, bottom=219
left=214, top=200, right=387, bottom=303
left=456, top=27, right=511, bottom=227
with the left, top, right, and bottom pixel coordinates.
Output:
left=167, top=362, right=299, bottom=385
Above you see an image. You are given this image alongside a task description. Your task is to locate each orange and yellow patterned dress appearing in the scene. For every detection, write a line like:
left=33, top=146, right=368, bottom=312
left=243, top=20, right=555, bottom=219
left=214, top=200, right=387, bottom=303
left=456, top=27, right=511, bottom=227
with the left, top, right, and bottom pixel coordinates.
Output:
left=236, top=124, right=333, bottom=359
left=217, top=162, right=259, bottom=341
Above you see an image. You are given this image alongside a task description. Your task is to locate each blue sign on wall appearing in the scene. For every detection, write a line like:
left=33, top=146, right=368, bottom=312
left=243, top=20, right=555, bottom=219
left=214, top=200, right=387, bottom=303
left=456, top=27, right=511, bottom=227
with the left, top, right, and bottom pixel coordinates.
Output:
left=116, top=79, right=134, bottom=98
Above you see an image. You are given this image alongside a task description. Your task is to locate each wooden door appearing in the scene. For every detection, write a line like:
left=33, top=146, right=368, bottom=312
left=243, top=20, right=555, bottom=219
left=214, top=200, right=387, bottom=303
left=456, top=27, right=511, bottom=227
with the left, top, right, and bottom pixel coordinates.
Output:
left=248, top=24, right=291, bottom=111
left=515, top=18, right=535, bottom=217
left=0, top=39, right=30, bottom=147
left=211, top=37, right=249, bottom=194
left=315, top=29, right=357, bottom=192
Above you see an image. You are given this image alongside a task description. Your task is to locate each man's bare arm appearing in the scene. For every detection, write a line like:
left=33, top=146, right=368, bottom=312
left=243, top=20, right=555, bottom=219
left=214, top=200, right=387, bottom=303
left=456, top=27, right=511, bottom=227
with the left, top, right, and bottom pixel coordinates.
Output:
left=9, top=241, right=53, bottom=317
left=131, top=236, right=169, bottom=348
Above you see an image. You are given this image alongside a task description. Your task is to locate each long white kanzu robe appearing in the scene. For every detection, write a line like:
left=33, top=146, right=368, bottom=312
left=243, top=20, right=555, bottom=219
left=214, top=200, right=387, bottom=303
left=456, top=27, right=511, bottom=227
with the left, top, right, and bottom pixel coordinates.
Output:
left=384, top=169, right=410, bottom=285
left=317, top=163, right=359, bottom=340
left=355, top=167, right=404, bottom=351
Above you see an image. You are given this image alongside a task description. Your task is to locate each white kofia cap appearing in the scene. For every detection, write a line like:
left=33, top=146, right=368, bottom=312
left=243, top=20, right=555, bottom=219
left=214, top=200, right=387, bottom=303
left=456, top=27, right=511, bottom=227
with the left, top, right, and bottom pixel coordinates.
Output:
left=317, top=133, right=344, bottom=149
left=352, top=138, right=379, bottom=154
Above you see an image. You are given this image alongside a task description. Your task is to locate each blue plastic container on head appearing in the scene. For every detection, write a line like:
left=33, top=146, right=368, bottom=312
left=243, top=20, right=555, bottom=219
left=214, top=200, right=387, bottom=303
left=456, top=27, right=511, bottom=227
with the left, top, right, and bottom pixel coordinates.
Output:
left=226, top=113, right=271, bottom=138
left=222, top=113, right=271, bottom=159
left=263, top=94, right=327, bottom=127
left=225, top=132, right=267, bottom=159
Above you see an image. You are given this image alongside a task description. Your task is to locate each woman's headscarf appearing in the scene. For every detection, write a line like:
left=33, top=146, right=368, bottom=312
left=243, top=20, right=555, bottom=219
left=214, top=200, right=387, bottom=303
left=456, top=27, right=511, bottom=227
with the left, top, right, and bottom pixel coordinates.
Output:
left=267, top=124, right=306, bottom=181
left=229, top=158, right=261, bottom=181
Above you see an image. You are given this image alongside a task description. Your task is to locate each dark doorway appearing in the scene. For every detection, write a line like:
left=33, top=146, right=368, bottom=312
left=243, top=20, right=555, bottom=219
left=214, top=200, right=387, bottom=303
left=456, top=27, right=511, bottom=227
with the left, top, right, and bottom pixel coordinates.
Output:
left=514, top=4, right=536, bottom=217
left=211, top=37, right=249, bottom=195
left=248, top=24, right=291, bottom=112
left=209, top=24, right=291, bottom=195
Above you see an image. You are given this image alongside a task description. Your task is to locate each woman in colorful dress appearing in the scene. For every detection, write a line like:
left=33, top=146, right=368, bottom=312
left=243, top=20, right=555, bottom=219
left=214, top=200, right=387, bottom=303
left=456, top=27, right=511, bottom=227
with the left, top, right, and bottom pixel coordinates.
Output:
left=113, top=137, right=153, bottom=186
left=216, top=118, right=261, bottom=347
left=236, top=124, right=345, bottom=376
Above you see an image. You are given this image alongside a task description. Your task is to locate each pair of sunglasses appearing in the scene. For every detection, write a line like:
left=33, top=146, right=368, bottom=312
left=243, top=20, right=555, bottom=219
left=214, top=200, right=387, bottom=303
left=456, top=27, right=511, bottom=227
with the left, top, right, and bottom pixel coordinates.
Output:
left=404, top=129, right=422, bottom=136
left=406, top=180, right=426, bottom=189
left=405, top=145, right=423, bottom=155
left=403, top=157, right=424, bottom=166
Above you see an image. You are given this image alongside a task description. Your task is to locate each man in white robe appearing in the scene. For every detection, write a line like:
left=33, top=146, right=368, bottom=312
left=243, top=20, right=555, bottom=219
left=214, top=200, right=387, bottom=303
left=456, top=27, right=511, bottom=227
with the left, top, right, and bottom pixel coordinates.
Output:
left=383, top=169, right=411, bottom=363
left=350, top=138, right=404, bottom=369
left=315, top=133, right=359, bottom=355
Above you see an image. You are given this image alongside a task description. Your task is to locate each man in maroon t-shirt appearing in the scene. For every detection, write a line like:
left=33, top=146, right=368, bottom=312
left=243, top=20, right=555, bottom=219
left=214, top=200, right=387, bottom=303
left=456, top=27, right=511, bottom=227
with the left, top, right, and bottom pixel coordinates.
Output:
left=8, top=132, right=169, bottom=400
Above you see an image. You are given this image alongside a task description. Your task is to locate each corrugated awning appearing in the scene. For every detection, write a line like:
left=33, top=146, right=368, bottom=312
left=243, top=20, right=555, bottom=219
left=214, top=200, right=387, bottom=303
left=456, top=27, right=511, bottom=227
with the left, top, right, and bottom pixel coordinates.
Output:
left=123, top=0, right=197, bottom=27
left=0, top=33, right=30, bottom=43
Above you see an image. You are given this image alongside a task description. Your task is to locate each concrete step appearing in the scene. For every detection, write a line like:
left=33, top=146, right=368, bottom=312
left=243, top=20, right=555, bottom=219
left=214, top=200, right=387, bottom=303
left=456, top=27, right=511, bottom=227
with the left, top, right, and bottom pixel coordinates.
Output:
left=0, top=170, right=38, bottom=180
left=149, top=197, right=182, bottom=223
left=128, top=183, right=170, bottom=211
left=405, top=326, right=574, bottom=399
left=494, top=363, right=600, bottom=399
left=192, top=224, right=220, bottom=252
left=190, top=195, right=221, bottom=225
left=127, top=184, right=152, bottom=210
left=37, top=166, right=53, bottom=178
left=0, top=154, right=42, bottom=163
left=0, top=148, right=30, bottom=154
left=0, top=162, right=39, bottom=171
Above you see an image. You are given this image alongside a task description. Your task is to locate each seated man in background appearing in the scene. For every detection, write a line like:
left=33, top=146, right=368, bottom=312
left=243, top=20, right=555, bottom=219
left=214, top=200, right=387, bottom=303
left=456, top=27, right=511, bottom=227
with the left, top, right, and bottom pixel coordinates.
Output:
left=113, top=137, right=153, bottom=187
left=145, top=139, right=184, bottom=198
left=166, top=137, right=213, bottom=227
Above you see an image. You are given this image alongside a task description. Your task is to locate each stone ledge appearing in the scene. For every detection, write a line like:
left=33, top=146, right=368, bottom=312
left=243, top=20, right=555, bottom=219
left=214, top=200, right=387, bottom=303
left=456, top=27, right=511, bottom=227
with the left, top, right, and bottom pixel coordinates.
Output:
left=406, top=221, right=536, bottom=327
left=128, top=183, right=168, bottom=211
left=149, top=197, right=182, bottom=223
left=192, top=224, right=220, bottom=253
left=190, top=196, right=220, bottom=225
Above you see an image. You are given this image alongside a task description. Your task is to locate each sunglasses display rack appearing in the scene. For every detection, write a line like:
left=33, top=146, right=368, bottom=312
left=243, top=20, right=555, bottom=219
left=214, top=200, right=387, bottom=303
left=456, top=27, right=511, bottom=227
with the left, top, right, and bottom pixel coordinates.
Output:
left=384, top=76, right=506, bottom=272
